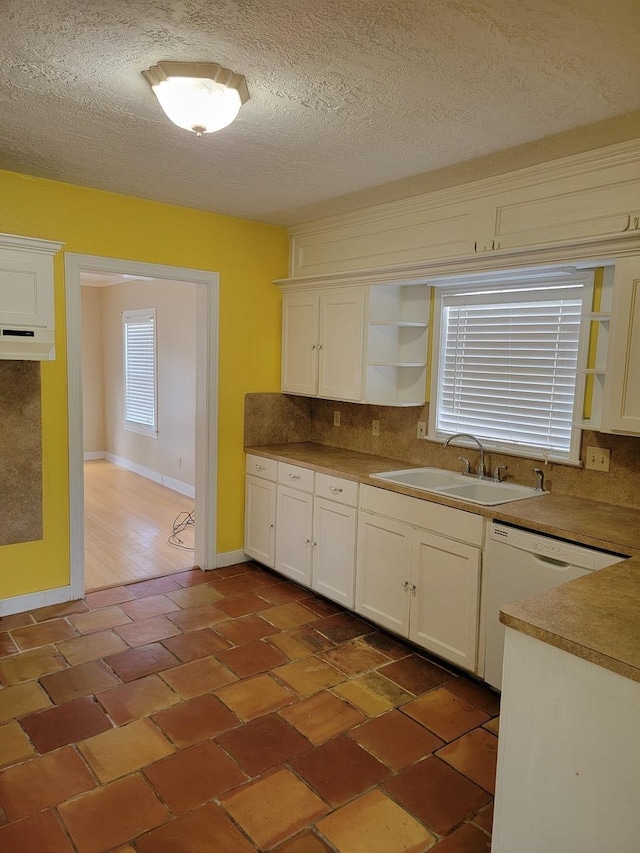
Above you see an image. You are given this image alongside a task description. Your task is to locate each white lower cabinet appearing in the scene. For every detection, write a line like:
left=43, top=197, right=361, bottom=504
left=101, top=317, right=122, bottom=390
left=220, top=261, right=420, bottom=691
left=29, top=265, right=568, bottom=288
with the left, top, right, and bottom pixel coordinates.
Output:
left=275, top=486, right=313, bottom=586
left=355, top=511, right=412, bottom=636
left=356, top=486, right=482, bottom=672
left=246, top=459, right=482, bottom=673
left=409, top=529, right=480, bottom=671
left=244, top=475, right=277, bottom=568
left=311, top=497, right=357, bottom=608
left=265, top=463, right=358, bottom=608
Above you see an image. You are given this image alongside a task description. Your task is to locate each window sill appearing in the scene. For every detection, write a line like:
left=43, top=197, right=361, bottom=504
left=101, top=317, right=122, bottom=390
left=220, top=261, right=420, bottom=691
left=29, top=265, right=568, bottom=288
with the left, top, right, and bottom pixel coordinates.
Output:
left=124, top=422, right=158, bottom=439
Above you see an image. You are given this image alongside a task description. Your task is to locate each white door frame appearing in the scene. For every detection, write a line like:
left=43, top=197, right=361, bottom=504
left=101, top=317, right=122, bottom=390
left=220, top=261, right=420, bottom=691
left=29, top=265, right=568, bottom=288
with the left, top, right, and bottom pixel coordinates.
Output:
left=65, top=253, right=219, bottom=599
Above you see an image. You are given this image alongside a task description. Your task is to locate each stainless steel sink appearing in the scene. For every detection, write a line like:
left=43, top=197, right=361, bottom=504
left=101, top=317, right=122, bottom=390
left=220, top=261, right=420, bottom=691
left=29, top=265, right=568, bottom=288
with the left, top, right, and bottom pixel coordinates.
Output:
left=370, top=467, right=547, bottom=506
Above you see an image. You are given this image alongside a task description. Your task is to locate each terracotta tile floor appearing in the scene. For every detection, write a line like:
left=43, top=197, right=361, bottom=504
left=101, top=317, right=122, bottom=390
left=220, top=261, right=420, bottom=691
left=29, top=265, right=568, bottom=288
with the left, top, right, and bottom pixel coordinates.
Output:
left=0, top=563, right=498, bottom=852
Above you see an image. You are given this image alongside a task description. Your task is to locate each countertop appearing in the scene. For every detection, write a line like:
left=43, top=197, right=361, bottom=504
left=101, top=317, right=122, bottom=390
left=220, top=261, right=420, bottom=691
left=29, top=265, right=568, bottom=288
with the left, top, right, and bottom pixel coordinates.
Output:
left=246, top=441, right=640, bottom=682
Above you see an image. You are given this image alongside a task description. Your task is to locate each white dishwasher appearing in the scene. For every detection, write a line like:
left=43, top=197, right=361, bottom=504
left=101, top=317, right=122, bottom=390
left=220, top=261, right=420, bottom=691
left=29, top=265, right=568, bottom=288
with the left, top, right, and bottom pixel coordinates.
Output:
left=483, top=522, right=625, bottom=690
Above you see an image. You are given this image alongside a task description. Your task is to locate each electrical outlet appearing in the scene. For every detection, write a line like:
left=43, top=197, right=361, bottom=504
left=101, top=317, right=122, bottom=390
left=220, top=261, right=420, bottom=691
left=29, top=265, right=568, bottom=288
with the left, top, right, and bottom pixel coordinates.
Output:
left=177, top=456, right=182, bottom=469
left=417, top=421, right=427, bottom=439
left=585, top=446, right=610, bottom=472
left=333, top=411, right=341, bottom=427
left=372, top=419, right=380, bottom=437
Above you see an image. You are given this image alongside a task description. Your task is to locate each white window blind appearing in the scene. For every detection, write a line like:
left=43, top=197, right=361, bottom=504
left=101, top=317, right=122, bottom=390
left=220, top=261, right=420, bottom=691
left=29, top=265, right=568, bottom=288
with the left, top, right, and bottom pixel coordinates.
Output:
left=123, top=309, right=157, bottom=435
left=435, top=280, right=587, bottom=461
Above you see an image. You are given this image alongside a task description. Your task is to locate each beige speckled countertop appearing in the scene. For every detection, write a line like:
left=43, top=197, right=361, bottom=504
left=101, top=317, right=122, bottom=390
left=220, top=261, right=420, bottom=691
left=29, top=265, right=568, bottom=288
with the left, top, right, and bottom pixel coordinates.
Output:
left=246, top=441, right=640, bottom=682
left=500, top=559, right=640, bottom=683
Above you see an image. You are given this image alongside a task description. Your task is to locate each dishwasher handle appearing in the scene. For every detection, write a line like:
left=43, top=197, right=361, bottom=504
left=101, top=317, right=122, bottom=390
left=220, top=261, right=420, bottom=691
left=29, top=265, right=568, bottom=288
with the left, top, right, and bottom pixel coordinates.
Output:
left=532, top=553, right=571, bottom=569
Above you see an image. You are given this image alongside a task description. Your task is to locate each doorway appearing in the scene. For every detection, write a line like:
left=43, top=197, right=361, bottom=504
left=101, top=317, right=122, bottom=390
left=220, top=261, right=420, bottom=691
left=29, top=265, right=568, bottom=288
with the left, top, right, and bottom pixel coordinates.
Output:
left=65, top=254, right=219, bottom=599
left=80, top=273, right=197, bottom=588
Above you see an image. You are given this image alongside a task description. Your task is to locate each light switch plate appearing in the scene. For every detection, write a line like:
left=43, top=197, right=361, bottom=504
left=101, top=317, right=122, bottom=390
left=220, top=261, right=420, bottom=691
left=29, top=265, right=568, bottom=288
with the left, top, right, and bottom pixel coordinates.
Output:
left=333, top=411, right=340, bottom=427
left=585, top=446, right=610, bottom=472
left=417, top=421, right=427, bottom=439
left=372, top=419, right=380, bottom=437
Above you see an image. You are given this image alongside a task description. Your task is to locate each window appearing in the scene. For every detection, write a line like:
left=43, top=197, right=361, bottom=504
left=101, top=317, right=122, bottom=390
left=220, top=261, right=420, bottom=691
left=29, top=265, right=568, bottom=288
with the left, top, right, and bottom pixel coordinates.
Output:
left=430, top=270, right=593, bottom=463
left=123, top=308, right=157, bottom=437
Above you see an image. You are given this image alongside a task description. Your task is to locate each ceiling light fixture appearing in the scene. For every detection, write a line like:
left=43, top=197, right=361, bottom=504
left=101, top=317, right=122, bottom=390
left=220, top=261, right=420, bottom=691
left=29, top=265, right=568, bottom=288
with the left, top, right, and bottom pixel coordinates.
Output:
left=143, top=61, right=249, bottom=136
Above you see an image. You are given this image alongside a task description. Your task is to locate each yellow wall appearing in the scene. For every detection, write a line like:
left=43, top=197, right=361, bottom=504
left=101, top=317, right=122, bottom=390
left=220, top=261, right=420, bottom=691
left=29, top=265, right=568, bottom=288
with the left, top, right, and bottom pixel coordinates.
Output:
left=0, top=169, right=288, bottom=600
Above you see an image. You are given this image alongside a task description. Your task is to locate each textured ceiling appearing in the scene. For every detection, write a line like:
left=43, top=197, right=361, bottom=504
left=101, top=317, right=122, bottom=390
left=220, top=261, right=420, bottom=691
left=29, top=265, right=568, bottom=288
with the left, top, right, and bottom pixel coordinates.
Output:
left=1, top=0, right=639, bottom=225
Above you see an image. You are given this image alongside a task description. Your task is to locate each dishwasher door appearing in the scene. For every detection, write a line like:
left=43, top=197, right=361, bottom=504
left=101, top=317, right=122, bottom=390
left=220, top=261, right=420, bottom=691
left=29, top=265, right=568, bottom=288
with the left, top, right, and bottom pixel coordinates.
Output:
left=483, top=523, right=623, bottom=690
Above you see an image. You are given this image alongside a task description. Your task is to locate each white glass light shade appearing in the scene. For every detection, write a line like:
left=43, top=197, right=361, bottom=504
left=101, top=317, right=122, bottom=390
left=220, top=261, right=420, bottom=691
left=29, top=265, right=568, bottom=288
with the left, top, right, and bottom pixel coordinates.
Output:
left=143, top=62, right=249, bottom=136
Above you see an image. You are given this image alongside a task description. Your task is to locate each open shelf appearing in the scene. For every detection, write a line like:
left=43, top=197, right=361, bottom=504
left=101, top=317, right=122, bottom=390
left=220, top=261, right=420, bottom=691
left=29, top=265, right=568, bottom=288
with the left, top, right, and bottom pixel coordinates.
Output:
left=369, top=320, right=428, bottom=328
left=580, top=312, right=611, bottom=321
left=572, top=417, right=602, bottom=430
left=365, top=282, right=431, bottom=406
left=368, top=361, right=427, bottom=368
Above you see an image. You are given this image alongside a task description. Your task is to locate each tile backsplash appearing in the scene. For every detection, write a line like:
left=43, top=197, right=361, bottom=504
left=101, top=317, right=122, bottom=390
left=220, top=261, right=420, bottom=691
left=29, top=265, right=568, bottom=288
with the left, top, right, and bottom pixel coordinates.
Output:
left=245, top=394, right=640, bottom=510
left=0, top=362, right=43, bottom=545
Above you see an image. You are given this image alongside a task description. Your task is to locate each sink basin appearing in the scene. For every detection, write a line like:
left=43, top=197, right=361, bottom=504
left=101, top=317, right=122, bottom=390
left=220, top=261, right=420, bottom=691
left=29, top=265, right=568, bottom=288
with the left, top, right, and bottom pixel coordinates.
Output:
left=370, top=467, right=547, bottom=506
left=370, top=467, right=465, bottom=491
left=434, top=480, right=543, bottom=506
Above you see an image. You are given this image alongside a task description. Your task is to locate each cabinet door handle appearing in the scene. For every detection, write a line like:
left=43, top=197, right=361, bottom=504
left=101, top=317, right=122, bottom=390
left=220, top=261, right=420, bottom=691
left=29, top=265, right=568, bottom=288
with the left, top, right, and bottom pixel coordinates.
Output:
left=402, top=580, right=409, bottom=587
left=317, top=344, right=323, bottom=350
left=409, top=583, right=416, bottom=591
left=304, top=538, right=311, bottom=544
left=310, top=344, right=316, bottom=350
left=255, top=464, right=266, bottom=471
left=329, top=486, right=343, bottom=493
left=269, top=523, right=275, bottom=529
left=311, top=541, right=317, bottom=547
left=492, top=240, right=501, bottom=250
left=289, top=473, right=301, bottom=480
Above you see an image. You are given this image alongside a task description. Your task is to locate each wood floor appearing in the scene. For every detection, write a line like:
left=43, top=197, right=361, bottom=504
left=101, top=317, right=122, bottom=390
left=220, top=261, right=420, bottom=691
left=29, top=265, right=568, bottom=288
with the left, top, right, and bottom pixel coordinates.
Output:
left=84, top=461, right=195, bottom=590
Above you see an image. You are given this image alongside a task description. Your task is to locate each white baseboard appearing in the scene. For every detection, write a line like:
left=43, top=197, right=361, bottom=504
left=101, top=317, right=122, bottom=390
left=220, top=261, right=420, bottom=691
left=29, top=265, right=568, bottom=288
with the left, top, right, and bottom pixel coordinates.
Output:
left=104, top=453, right=194, bottom=498
left=216, top=550, right=248, bottom=568
left=162, top=475, right=195, bottom=499
left=0, top=585, right=76, bottom=617
left=84, top=451, right=106, bottom=460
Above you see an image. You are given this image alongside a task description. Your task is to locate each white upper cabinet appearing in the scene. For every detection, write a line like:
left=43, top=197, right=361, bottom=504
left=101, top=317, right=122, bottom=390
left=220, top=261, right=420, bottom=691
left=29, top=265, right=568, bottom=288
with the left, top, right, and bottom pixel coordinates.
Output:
left=281, top=294, right=319, bottom=396
left=290, top=203, right=476, bottom=278
left=317, top=289, right=365, bottom=401
left=601, top=258, right=640, bottom=435
left=0, top=233, right=63, bottom=360
left=284, top=141, right=640, bottom=280
left=281, top=287, right=365, bottom=402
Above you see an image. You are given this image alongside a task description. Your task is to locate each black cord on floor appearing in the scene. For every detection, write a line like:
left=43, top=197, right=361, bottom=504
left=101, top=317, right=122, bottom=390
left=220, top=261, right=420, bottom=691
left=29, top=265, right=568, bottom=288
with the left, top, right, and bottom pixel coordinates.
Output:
left=168, top=510, right=195, bottom=550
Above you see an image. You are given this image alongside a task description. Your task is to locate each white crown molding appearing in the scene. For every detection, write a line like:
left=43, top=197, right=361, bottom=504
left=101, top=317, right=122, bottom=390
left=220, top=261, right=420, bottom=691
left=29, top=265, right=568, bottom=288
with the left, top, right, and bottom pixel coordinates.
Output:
left=0, top=232, right=64, bottom=255
left=288, top=139, right=640, bottom=238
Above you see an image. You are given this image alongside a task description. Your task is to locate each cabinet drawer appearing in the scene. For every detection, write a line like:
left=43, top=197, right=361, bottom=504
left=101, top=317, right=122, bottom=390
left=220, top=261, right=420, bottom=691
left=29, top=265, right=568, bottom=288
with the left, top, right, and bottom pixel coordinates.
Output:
left=359, top=484, right=483, bottom=547
left=246, top=454, right=278, bottom=482
left=315, top=472, right=358, bottom=507
left=278, top=463, right=315, bottom=493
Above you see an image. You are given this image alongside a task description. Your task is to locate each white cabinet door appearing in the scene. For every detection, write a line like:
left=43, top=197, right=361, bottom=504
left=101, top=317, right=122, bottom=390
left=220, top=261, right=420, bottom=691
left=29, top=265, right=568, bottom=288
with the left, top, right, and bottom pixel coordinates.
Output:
left=0, top=246, right=55, bottom=329
left=355, top=510, right=411, bottom=636
left=244, top=476, right=276, bottom=568
left=312, top=497, right=356, bottom=609
left=601, top=258, right=640, bottom=435
left=281, top=294, right=319, bottom=396
left=318, top=289, right=365, bottom=401
left=409, top=528, right=481, bottom=671
left=275, top=486, right=313, bottom=585
left=491, top=179, right=640, bottom=254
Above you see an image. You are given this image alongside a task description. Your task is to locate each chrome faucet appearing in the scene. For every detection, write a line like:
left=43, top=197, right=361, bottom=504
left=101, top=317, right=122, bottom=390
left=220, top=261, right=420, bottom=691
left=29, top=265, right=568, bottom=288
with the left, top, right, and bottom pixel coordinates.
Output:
left=533, top=468, right=545, bottom=491
left=444, top=433, right=485, bottom=478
